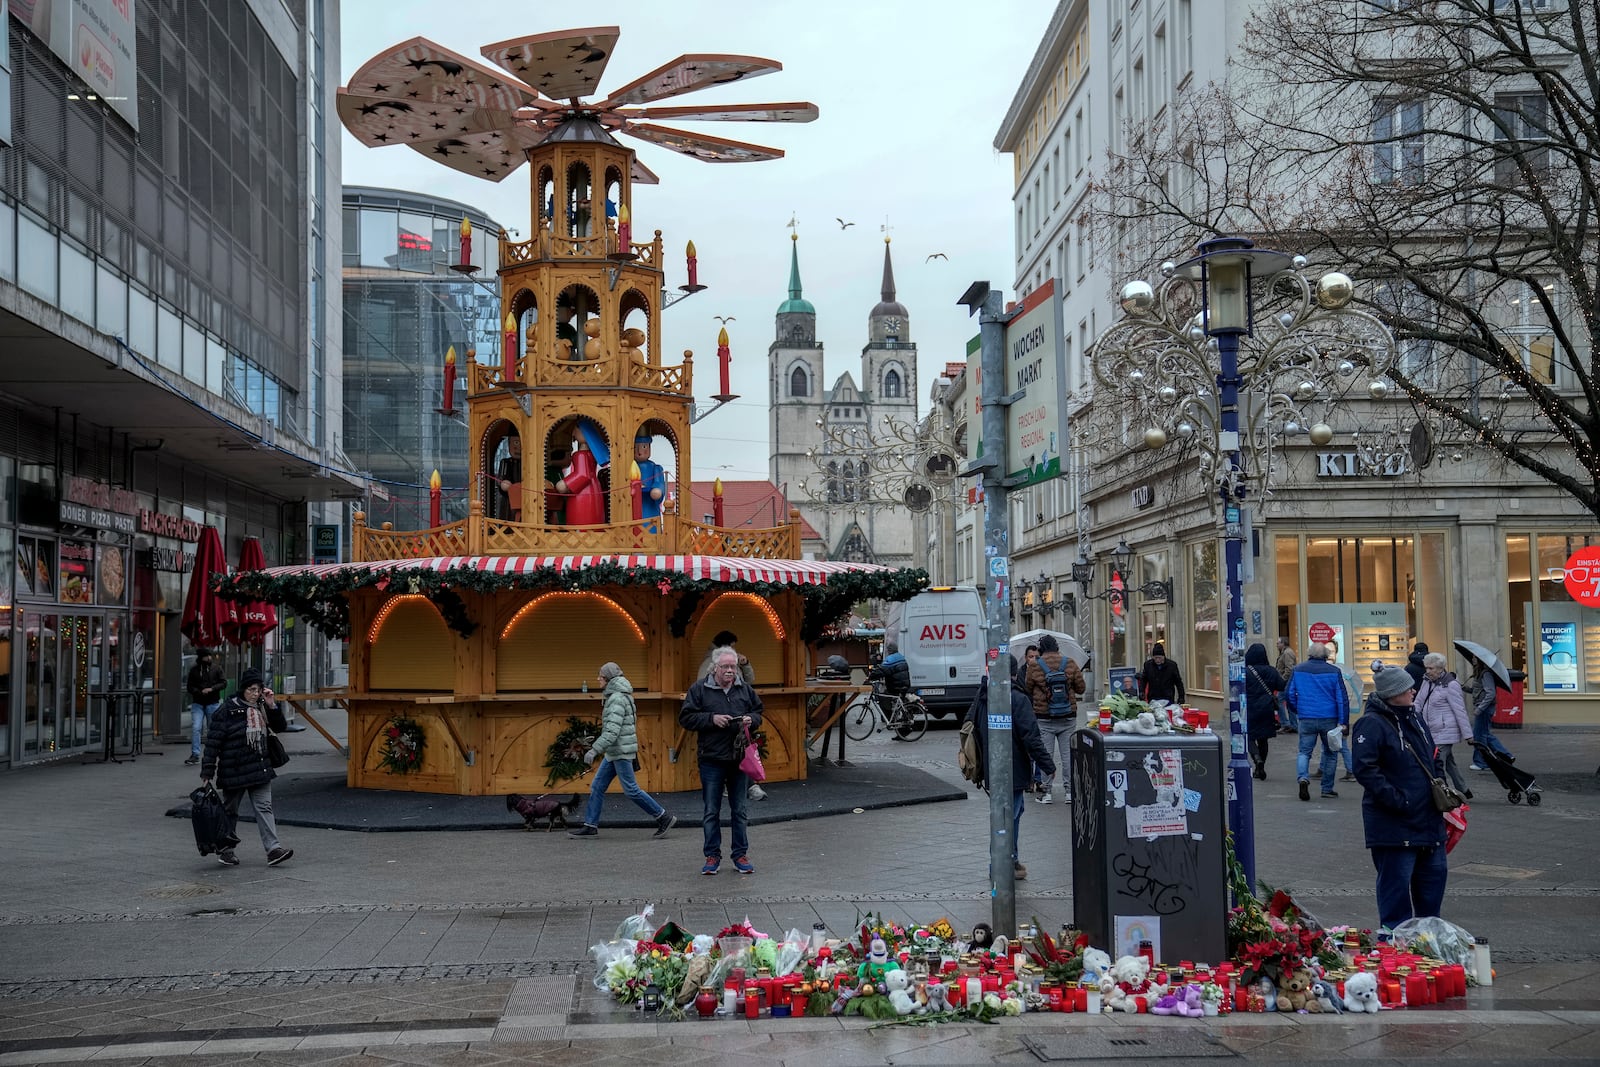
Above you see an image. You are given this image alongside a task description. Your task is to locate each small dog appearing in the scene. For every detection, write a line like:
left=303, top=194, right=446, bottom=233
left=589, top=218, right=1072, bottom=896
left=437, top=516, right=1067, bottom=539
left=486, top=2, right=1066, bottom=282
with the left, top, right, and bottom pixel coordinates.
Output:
left=506, top=792, right=582, bottom=832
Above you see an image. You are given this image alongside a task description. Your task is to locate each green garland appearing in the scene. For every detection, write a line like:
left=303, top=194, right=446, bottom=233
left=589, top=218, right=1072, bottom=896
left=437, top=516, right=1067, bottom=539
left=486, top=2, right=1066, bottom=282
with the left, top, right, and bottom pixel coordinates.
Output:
left=378, top=715, right=426, bottom=774
left=545, top=716, right=600, bottom=787
left=215, top=561, right=929, bottom=643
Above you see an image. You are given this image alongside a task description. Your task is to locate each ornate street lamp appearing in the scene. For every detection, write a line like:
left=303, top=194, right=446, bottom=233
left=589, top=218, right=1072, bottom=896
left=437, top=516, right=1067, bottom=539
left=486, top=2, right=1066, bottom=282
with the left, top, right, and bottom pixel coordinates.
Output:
left=1075, top=541, right=1172, bottom=606
left=1093, top=235, right=1397, bottom=892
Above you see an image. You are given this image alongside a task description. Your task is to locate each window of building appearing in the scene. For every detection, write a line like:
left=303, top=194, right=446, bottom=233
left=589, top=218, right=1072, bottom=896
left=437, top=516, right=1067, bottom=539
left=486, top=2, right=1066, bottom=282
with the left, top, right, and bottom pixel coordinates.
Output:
left=1370, top=98, right=1425, bottom=184
left=1131, top=58, right=1145, bottom=120
left=1493, top=92, right=1550, bottom=183
left=1176, top=0, right=1193, bottom=79
left=789, top=365, right=809, bottom=397
left=1490, top=277, right=1564, bottom=386
left=1153, top=25, right=1168, bottom=107
left=1507, top=533, right=1600, bottom=695
left=883, top=368, right=903, bottom=398
left=1375, top=280, right=1439, bottom=388
left=1189, top=539, right=1219, bottom=692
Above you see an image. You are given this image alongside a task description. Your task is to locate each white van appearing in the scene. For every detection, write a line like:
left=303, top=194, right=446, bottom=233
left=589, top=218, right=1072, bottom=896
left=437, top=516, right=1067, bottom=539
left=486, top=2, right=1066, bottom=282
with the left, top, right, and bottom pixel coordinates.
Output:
left=883, top=586, right=987, bottom=718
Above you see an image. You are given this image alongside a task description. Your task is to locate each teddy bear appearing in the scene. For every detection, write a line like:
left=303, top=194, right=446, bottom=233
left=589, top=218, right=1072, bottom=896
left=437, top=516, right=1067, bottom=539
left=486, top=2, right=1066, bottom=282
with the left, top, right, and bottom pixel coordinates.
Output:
left=1310, top=977, right=1345, bottom=1014
left=1151, top=985, right=1204, bottom=1017
left=1275, top=965, right=1318, bottom=1013
left=885, top=968, right=922, bottom=1016
left=1081, top=947, right=1113, bottom=985
left=1343, top=971, right=1382, bottom=1013
left=1103, top=954, right=1152, bottom=1012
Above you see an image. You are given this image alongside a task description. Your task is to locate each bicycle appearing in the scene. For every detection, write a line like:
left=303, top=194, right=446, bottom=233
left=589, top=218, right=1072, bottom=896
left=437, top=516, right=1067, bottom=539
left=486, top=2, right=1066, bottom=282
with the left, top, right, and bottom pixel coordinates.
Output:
left=840, top=681, right=928, bottom=742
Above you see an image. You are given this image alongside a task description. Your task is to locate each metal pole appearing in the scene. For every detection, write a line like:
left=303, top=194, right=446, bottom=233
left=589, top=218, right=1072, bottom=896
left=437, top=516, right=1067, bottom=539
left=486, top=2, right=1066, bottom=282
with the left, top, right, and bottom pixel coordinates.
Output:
left=976, top=287, right=1015, bottom=934
left=1216, top=330, right=1256, bottom=892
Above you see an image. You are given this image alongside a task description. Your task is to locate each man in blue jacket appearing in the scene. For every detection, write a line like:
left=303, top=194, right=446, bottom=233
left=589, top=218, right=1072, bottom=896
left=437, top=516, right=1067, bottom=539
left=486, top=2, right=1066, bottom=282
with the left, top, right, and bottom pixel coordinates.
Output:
left=1282, top=642, right=1350, bottom=801
left=963, top=659, right=1054, bottom=882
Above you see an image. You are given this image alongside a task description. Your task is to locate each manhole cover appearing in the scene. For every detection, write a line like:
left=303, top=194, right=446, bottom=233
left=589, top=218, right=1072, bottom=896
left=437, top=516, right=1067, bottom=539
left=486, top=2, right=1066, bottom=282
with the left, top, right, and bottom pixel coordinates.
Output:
left=1023, top=1030, right=1237, bottom=1061
left=1452, top=862, right=1541, bottom=879
left=147, top=883, right=222, bottom=900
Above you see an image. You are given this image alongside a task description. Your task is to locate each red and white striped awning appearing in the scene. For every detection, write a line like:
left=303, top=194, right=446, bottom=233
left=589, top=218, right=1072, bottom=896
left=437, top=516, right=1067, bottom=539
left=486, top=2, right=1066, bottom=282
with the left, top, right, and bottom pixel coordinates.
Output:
left=258, top=555, right=889, bottom=587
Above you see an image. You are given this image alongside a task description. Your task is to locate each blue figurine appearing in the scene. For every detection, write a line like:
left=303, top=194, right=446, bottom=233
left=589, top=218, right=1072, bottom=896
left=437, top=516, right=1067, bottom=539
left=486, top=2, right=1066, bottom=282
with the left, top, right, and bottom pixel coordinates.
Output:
left=634, top=434, right=667, bottom=532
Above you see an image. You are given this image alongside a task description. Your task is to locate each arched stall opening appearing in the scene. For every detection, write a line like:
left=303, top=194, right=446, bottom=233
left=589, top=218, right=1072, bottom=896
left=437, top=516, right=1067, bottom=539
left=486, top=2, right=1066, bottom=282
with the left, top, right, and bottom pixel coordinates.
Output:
left=619, top=287, right=651, bottom=363
left=481, top=419, right=522, bottom=522
left=498, top=591, right=648, bottom=691
left=631, top=419, right=679, bottom=530
left=687, top=592, right=787, bottom=688
left=556, top=282, right=601, bottom=360
left=566, top=161, right=593, bottom=238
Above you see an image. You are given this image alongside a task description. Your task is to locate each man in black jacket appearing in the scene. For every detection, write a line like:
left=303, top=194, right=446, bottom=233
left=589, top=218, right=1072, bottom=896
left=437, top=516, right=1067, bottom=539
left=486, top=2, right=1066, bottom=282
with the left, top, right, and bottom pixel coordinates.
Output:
left=964, top=662, right=1054, bottom=881
left=1137, top=643, right=1187, bottom=705
left=185, top=650, right=226, bottom=766
left=680, top=648, right=764, bottom=876
left=1404, top=642, right=1430, bottom=688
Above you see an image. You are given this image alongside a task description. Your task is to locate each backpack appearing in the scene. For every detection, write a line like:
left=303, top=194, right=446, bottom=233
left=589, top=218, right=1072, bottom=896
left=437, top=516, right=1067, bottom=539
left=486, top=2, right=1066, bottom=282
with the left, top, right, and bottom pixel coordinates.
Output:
left=1044, top=664, right=1074, bottom=717
left=957, top=720, right=983, bottom=786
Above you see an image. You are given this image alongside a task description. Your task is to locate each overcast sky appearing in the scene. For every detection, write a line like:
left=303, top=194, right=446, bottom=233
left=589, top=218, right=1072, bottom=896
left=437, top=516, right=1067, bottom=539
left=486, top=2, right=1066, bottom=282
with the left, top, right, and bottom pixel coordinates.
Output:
left=340, top=1, right=1054, bottom=482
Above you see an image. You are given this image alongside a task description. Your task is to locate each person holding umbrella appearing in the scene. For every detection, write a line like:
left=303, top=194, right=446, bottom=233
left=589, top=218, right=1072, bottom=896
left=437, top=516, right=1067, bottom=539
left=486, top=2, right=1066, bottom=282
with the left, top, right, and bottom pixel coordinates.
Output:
left=1457, top=640, right=1516, bottom=771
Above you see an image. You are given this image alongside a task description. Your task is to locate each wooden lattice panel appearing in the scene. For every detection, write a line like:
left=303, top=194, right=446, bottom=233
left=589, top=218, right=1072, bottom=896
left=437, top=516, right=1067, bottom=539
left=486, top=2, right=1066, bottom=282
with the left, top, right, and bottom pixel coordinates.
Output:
left=534, top=355, right=617, bottom=388
left=682, top=523, right=796, bottom=558
left=360, top=523, right=470, bottom=561
left=502, top=238, right=537, bottom=266
left=368, top=597, right=455, bottom=691
left=629, top=360, right=689, bottom=394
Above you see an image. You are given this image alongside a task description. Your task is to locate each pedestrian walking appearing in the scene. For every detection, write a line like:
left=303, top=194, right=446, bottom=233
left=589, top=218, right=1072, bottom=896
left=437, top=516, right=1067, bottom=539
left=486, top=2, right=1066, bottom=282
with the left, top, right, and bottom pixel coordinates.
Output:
left=1244, top=643, right=1285, bottom=780
left=1023, top=635, right=1084, bottom=803
left=1405, top=642, right=1430, bottom=688
left=964, top=660, right=1053, bottom=881
left=1275, top=636, right=1298, bottom=676
left=568, top=662, right=676, bottom=840
left=199, top=668, right=292, bottom=867
left=1136, top=643, right=1187, bottom=705
left=184, top=649, right=225, bottom=765
left=1282, top=642, right=1349, bottom=801
left=679, top=646, right=763, bottom=875
left=1464, top=653, right=1515, bottom=770
left=1416, top=653, right=1473, bottom=799
left=1351, top=667, right=1449, bottom=933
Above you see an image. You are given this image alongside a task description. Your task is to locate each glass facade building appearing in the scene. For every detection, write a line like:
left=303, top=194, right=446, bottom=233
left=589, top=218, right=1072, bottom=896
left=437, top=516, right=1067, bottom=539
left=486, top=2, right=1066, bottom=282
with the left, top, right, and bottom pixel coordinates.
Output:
left=342, top=187, right=503, bottom=530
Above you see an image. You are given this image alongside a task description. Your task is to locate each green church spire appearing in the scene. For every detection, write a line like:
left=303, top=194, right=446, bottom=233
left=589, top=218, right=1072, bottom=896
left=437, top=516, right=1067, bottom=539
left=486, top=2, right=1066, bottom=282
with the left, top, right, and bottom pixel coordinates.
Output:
left=777, top=233, right=815, bottom=315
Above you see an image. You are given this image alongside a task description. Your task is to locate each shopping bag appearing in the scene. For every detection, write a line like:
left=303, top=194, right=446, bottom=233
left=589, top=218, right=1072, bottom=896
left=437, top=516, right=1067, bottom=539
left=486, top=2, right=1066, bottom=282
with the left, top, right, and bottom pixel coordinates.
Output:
left=189, top=784, right=239, bottom=856
left=739, top=726, right=767, bottom=783
left=1444, top=804, right=1469, bottom=853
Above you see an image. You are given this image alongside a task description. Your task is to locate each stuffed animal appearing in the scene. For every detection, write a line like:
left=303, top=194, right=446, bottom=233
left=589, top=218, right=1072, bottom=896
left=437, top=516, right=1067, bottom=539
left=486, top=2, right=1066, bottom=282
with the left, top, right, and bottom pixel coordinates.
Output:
left=1104, top=954, right=1152, bottom=1012
left=970, top=923, right=995, bottom=951
left=856, top=937, right=901, bottom=986
left=1275, top=965, right=1317, bottom=1013
left=1343, top=971, right=1382, bottom=1013
left=1310, top=978, right=1345, bottom=1014
left=1081, top=947, right=1113, bottom=984
left=1152, top=984, right=1205, bottom=1017
left=924, top=980, right=954, bottom=1013
left=885, top=969, right=922, bottom=1015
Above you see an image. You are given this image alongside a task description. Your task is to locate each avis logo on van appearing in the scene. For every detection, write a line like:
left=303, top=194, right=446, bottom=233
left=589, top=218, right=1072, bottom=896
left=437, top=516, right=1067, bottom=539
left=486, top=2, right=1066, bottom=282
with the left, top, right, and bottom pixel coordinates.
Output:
left=920, top=624, right=967, bottom=642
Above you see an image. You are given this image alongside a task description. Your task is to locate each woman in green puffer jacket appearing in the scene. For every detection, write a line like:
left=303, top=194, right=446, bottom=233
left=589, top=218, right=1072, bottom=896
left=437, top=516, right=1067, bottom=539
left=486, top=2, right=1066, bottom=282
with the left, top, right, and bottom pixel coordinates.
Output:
left=568, top=663, right=676, bottom=839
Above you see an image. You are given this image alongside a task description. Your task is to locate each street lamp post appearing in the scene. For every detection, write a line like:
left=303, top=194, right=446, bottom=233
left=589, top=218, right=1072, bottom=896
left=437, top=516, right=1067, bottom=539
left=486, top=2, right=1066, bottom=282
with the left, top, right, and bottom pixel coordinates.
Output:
left=1094, top=235, right=1398, bottom=893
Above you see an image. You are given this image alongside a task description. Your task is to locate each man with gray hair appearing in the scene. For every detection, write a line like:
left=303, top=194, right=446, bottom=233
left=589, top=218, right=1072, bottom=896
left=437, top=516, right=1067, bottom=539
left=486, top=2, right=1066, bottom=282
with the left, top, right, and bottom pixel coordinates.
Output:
left=1282, top=641, right=1351, bottom=802
left=568, top=662, right=675, bottom=840
left=680, top=646, right=764, bottom=875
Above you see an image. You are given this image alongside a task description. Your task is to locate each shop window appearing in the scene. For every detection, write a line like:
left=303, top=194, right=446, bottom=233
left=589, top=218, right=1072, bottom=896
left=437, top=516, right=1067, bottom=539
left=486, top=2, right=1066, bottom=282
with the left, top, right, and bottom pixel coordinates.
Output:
left=1520, top=532, right=1600, bottom=695
left=1189, top=540, right=1220, bottom=692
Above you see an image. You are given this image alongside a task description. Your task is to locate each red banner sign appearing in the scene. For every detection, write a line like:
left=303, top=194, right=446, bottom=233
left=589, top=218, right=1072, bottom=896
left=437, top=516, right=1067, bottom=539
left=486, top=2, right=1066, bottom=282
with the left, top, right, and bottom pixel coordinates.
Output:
left=1563, top=547, right=1600, bottom=607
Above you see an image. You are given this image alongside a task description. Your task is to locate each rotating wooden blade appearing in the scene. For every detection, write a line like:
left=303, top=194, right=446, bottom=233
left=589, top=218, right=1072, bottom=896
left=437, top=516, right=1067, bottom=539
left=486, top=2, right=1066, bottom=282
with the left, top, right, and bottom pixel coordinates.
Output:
left=617, top=101, right=819, bottom=123
left=631, top=157, right=661, bottom=186
left=598, top=53, right=781, bottom=108
left=338, top=88, right=525, bottom=148
left=347, top=37, right=539, bottom=111
left=481, top=27, right=620, bottom=101
left=620, top=123, right=784, bottom=163
left=405, top=123, right=550, bottom=182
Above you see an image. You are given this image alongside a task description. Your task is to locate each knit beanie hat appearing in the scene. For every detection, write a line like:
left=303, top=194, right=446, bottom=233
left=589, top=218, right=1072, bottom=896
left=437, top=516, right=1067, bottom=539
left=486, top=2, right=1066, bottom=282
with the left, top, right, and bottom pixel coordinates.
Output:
left=1151, top=642, right=1166, bottom=657
left=239, top=668, right=266, bottom=690
left=1375, top=667, right=1415, bottom=701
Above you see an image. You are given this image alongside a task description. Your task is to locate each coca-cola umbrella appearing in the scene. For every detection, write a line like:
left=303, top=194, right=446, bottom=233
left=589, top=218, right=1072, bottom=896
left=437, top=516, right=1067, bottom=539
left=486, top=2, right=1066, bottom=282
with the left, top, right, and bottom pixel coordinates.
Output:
left=222, top=537, right=279, bottom=645
left=179, top=526, right=229, bottom=649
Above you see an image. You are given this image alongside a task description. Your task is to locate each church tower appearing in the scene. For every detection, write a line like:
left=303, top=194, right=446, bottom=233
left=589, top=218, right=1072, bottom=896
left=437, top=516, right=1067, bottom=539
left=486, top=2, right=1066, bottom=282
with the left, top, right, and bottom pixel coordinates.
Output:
left=769, top=234, right=824, bottom=491
left=862, top=237, right=916, bottom=413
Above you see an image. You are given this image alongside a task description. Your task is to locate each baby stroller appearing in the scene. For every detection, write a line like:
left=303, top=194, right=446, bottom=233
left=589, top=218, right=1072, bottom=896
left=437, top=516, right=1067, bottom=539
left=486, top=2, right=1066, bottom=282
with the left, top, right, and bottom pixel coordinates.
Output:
left=1468, top=740, right=1541, bottom=806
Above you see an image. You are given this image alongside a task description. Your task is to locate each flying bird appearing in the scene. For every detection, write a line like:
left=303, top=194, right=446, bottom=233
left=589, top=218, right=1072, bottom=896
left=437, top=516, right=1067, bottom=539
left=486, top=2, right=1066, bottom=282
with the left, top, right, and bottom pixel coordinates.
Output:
left=925, top=252, right=948, bottom=262
left=713, top=315, right=737, bottom=324
left=836, top=218, right=855, bottom=229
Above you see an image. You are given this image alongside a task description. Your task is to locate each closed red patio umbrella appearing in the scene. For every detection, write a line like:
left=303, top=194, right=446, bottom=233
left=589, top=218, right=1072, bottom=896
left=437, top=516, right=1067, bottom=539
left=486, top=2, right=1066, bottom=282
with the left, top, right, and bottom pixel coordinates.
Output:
left=179, top=527, right=229, bottom=649
left=222, top=537, right=278, bottom=645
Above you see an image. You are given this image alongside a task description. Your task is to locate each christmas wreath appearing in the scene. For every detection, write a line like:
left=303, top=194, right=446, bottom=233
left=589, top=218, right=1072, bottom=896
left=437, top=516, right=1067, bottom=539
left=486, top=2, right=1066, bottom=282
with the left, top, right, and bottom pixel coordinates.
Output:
left=378, top=715, right=426, bottom=774
left=545, top=716, right=601, bottom=787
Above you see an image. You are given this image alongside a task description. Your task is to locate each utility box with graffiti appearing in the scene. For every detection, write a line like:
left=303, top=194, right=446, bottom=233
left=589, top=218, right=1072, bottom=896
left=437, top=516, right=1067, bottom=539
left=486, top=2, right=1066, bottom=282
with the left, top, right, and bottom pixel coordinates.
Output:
left=1068, top=729, right=1228, bottom=964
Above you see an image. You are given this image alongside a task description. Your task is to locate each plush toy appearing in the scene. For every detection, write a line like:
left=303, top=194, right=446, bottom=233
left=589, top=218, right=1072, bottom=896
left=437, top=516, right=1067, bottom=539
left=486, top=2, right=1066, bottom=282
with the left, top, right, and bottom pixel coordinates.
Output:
left=856, top=937, right=901, bottom=986
left=885, top=969, right=922, bottom=1015
left=1343, top=971, right=1382, bottom=1013
left=1152, top=984, right=1205, bottom=1017
left=1104, top=954, right=1152, bottom=1012
left=1081, top=947, right=1113, bottom=984
left=924, top=980, right=954, bottom=1013
left=1275, top=965, right=1317, bottom=1013
left=1310, top=978, right=1345, bottom=1014
left=970, top=923, right=995, bottom=951
left=829, top=985, right=858, bottom=1015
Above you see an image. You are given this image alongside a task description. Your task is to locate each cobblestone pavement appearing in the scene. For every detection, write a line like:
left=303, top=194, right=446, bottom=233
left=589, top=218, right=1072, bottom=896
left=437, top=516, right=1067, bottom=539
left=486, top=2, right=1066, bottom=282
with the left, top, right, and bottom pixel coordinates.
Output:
left=0, top=717, right=1596, bottom=1065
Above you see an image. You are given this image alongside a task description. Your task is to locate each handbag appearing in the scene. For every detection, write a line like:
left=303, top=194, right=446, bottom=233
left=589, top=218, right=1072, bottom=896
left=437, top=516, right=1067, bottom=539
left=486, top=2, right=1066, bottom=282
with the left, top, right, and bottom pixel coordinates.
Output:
left=738, top=724, right=767, bottom=783
left=1401, top=731, right=1465, bottom=812
left=1246, top=666, right=1285, bottom=722
left=265, top=732, right=290, bottom=769
left=188, top=784, right=239, bottom=856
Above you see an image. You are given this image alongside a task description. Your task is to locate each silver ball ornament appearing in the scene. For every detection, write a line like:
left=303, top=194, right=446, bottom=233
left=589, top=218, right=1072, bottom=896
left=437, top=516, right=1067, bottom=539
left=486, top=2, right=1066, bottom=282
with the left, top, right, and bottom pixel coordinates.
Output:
left=1316, top=272, right=1355, bottom=309
left=1120, top=280, right=1157, bottom=315
left=1296, top=380, right=1317, bottom=400
left=1176, top=421, right=1195, bottom=439
left=1451, top=450, right=1464, bottom=462
left=1368, top=380, right=1390, bottom=400
left=1158, top=385, right=1178, bottom=403
left=1128, top=368, right=1146, bottom=385
left=1143, top=427, right=1169, bottom=450
left=1160, top=261, right=1177, bottom=277
left=1284, top=420, right=1301, bottom=435
left=1292, top=255, right=1308, bottom=270
left=1337, top=360, right=1356, bottom=378
left=1279, top=312, right=1295, bottom=328
left=1308, top=423, right=1335, bottom=446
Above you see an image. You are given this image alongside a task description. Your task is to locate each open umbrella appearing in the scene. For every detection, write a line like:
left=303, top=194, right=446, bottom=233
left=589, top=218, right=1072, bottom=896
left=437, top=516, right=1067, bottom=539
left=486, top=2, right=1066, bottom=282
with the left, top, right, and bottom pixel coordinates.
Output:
left=1009, top=628, right=1089, bottom=671
left=222, top=537, right=279, bottom=645
left=1454, top=639, right=1512, bottom=691
left=180, top=527, right=229, bottom=649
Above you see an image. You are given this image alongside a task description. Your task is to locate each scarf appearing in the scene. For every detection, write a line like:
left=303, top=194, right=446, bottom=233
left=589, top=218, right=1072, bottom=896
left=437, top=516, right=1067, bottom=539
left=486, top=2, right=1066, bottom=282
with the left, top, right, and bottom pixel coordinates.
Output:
left=246, top=702, right=268, bottom=753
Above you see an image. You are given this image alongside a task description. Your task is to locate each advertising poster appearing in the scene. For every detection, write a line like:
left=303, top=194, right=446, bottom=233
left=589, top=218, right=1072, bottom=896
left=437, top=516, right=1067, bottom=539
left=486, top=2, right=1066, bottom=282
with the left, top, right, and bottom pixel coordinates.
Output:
left=1002, top=280, right=1066, bottom=488
left=1541, top=620, right=1577, bottom=691
left=1109, top=666, right=1138, bottom=698
left=9, top=0, right=138, bottom=130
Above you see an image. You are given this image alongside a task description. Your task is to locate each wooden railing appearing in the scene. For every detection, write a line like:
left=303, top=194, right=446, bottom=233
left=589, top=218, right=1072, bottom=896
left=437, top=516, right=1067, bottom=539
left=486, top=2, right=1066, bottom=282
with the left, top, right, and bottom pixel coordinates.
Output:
left=498, top=231, right=665, bottom=270
left=352, top=510, right=799, bottom=562
left=462, top=351, right=692, bottom=397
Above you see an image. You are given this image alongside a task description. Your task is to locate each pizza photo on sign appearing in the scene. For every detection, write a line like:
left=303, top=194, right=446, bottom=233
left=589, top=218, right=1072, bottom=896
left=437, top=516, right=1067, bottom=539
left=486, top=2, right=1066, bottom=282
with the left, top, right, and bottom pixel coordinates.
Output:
left=99, top=547, right=126, bottom=603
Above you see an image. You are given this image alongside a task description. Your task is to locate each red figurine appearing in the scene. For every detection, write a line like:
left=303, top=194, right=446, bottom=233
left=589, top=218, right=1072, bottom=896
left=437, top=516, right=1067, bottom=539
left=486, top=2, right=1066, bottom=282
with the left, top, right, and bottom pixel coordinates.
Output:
left=555, top=423, right=607, bottom=525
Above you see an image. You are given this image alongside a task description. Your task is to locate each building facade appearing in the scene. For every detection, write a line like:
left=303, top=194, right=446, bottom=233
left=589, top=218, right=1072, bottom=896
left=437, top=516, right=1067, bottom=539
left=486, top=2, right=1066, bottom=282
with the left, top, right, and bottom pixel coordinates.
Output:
left=768, top=236, right=919, bottom=567
left=997, top=0, right=1598, bottom=721
left=341, top=186, right=505, bottom=531
left=0, top=0, right=350, bottom=767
